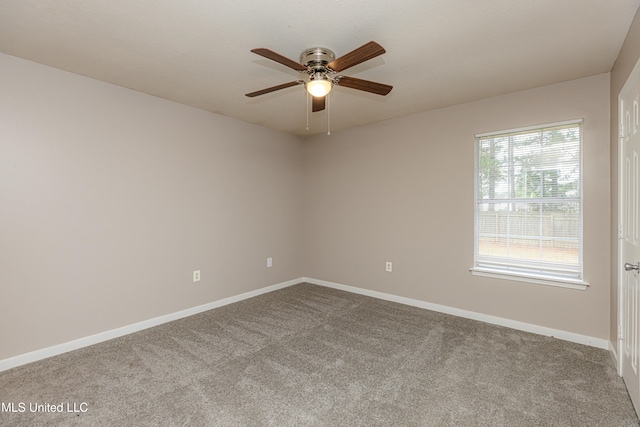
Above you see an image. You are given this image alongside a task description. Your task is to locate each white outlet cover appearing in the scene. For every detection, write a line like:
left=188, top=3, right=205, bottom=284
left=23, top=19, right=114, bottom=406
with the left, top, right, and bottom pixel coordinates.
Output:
left=193, top=270, right=201, bottom=282
left=267, top=257, right=273, bottom=268
left=386, top=262, right=393, bottom=272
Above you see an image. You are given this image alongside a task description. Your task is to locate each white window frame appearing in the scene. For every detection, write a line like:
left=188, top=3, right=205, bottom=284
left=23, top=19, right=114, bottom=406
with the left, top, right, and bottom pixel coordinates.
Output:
left=470, top=120, right=589, bottom=291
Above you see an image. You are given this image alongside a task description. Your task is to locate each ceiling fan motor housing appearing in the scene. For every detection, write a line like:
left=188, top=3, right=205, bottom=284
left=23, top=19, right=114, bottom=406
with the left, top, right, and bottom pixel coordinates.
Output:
left=300, top=48, right=335, bottom=73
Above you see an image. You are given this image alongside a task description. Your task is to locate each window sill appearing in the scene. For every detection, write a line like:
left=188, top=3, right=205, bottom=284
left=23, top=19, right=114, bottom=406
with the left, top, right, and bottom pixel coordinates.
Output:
left=469, top=267, right=589, bottom=291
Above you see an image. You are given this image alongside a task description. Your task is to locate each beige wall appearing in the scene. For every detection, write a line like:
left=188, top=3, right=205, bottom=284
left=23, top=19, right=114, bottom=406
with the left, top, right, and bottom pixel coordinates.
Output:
left=0, top=49, right=618, bottom=362
left=610, top=8, right=640, bottom=349
left=0, top=53, right=304, bottom=360
left=303, top=74, right=611, bottom=339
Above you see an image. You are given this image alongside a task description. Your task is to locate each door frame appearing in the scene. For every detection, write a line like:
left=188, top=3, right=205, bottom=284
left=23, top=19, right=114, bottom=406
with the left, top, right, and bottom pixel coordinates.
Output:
left=618, top=56, right=640, bottom=374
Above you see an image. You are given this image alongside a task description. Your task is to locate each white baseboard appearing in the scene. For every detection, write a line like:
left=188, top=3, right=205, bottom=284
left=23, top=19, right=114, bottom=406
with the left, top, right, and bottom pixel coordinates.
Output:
left=303, top=277, right=609, bottom=350
left=0, top=278, right=302, bottom=373
left=1, top=276, right=610, bottom=372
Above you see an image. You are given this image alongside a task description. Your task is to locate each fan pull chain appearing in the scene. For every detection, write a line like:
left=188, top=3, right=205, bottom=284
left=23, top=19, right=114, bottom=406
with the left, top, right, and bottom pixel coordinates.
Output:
left=305, top=90, right=310, bottom=131
left=327, top=92, right=331, bottom=136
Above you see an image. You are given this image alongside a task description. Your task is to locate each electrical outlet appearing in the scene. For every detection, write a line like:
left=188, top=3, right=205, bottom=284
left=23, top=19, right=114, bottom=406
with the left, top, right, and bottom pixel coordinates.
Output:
left=267, top=257, right=273, bottom=268
left=386, top=262, right=393, bottom=272
left=193, top=270, right=201, bottom=282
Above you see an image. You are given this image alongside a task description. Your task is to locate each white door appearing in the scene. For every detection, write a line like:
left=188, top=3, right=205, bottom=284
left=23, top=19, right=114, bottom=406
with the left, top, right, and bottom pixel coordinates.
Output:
left=620, top=58, right=640, bottom=416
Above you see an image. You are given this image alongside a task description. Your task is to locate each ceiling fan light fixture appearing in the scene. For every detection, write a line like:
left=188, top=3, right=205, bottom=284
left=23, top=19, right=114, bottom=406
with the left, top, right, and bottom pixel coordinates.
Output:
left=306, top=76, right=332, bottom=97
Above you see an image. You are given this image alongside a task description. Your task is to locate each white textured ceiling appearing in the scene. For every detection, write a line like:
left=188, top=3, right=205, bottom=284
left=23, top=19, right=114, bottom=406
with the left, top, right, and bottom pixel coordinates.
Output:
left=0, top=0, right=638, bottom=136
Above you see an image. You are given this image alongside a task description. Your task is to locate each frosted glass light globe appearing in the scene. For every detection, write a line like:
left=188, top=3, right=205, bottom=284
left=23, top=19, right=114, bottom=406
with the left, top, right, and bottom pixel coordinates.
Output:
left=306, top=79, right=332, bottom=97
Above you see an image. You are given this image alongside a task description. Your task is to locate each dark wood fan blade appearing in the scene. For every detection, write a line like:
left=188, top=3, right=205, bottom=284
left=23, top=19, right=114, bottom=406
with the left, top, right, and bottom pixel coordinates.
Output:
left=327, top=41, right=386, bottom=72
left=336, top=76, right=393, bottom=95
left=245, top=81, right=302, bottom=97
left=251, top=48, right=308, bottom=72
left=312, top=96, right=326, bottom=112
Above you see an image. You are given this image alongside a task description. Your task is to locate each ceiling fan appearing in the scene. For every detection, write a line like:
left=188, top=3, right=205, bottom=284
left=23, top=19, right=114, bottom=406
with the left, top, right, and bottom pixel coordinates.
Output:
left=245, top=41, right=392, bottom=113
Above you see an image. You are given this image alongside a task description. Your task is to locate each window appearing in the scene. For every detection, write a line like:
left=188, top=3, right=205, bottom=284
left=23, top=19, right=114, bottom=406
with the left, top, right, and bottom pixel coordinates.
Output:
left=472, top=120, right=587, bottom=290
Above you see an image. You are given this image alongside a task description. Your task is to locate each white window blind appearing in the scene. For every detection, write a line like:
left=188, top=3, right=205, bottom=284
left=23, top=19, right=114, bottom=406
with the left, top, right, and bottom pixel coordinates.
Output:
left=474, top=121, right=583, bottom=283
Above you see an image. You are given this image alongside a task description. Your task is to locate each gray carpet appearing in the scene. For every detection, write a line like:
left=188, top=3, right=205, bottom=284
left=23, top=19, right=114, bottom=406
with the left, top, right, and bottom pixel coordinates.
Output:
left=0, top=283, right=638, bottom=426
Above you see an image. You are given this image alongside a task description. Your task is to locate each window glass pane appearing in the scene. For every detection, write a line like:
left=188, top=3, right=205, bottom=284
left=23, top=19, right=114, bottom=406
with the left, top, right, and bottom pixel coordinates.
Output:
left=478, top=236, right=509, bottom=258
left=502, top=208, right=538, bottom=239
left=541, top=204, right=579, bottom=240
left=507, top=238, right=543, bottom=261
left=477, top=139, right=509, bottom=199
left=540, top=239, right=579, bottom=265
